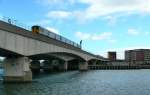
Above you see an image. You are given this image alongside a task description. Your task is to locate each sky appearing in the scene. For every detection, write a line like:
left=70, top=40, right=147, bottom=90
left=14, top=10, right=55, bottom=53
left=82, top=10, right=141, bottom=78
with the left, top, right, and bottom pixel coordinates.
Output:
left=0, top=0, right=150, bottom=59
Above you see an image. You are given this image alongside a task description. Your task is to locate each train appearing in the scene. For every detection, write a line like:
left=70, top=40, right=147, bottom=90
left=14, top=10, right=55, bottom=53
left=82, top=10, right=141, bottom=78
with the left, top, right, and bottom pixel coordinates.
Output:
left=31, top=26, right=81, bottom=49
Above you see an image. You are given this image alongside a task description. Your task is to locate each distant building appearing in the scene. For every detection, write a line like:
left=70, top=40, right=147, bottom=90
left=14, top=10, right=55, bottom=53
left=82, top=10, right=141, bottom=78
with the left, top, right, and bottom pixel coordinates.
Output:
left=125, top=49, right=150, bottom=64
left=108, top=51, right=116, bottom=61
left=107, top=59, right=129, bottom=66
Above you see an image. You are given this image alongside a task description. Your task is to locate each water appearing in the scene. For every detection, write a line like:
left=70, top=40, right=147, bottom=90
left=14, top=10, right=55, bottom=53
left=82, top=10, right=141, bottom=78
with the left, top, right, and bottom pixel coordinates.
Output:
left=0, top=69, right=150, bottom=95
left=0, top=69, right=3, bottom=80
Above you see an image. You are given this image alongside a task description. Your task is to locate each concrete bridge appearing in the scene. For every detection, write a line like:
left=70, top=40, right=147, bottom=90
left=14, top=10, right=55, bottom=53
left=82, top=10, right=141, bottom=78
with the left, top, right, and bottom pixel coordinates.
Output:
left=0, top=20, right=107, bottom=82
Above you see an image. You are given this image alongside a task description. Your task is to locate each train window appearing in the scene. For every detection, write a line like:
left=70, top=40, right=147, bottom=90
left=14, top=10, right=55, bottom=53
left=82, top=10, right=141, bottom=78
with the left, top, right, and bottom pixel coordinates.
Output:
left=56, top=35, right=60, bottom=40
left=69, top=40, right=72, bottom=45
left=71, top=41, right=74, bottom=46
left=77, top=44, right=81, bottom=48
left=41, top=29, right=48, bottom=36
left=74, top=43, right=77, bottom=47
left=61, top=37, right=66, bottom=43
left=31, top=26, right=80, bottom=48
left=48, top=32, right=55, bottom=39
left=68, top=40, right=72, bottom=45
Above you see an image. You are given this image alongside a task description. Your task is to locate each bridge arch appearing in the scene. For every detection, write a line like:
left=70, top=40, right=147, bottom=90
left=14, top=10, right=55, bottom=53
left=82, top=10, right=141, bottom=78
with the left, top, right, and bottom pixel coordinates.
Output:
left=29, top=52, right=86, bottom=71
left=29, top=52, right=86, bottom=62
left=88, top=59, right=107, bottom=65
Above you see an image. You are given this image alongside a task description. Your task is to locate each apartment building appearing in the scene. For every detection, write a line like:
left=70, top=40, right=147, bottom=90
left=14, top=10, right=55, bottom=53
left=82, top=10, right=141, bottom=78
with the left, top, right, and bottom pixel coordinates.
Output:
left=125, top=49, right=150, bottom=64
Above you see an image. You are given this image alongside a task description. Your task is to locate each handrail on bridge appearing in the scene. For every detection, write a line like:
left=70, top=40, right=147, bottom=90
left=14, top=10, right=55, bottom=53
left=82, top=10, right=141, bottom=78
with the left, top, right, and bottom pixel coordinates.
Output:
left=0, top=16, right=106, bottom=60
left=0, top=16, right=81, bottom=48
left=0, top=16, right=31, bottom=31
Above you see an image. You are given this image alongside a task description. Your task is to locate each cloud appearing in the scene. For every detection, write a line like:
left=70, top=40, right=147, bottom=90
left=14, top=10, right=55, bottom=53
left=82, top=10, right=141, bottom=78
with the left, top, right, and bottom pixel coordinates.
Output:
left=127, top=28, right=150, bottom=36
left=91, top=32, right=112, bottom=40
left=37, top=0, right=63, bottom=5
left=46, top=11, right=72, bottom=19
left=76, top=0, right=150, bottom=20
left=127, top=29, right=140, bottom=36
left=37, top=0, right=76, bottom=10
left=38, top=0, right=76, bottom=5
left=46, top=27, right=59, bottom=34
left=42, top=0, right=150, bottom=22
left=75, top=31, right=116, bottom=43
left=145, top=32, right=150, bottom=35
left=0, top=14, right=3, bottom=20
left=104, top=16, right=118, bottom=26
left=108, top=39, right=117, bottom=44
left=75, top=31, right=91, bottom=40
left=0, top=15, right=2, bottom=19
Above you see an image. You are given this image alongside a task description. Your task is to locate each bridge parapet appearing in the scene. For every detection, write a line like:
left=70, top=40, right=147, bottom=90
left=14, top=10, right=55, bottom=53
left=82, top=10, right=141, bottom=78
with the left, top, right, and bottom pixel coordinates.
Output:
left=0, top=20, right=105, bottom=61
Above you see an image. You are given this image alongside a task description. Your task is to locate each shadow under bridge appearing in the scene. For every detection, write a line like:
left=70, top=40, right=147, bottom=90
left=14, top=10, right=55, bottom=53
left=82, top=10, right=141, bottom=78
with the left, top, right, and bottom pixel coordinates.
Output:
left=29, top=52, right=86, bottom=72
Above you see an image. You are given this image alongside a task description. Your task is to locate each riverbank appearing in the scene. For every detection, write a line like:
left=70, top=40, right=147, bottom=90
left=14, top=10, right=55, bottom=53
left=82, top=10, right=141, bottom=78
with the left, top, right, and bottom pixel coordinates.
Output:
left=88, top=65, right=150, bottom=70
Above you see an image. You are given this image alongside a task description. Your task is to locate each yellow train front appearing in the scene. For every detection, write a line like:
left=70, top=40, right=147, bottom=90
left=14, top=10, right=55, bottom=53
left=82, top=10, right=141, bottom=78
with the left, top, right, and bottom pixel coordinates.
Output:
left=32, top=25, right=40, bottom=33
left=31, top=25, right=81, bottom=49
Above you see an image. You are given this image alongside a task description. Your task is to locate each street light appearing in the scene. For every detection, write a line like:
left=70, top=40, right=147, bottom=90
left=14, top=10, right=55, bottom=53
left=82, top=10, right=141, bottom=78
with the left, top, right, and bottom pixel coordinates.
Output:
left=80, top=40, right=82, bottom=49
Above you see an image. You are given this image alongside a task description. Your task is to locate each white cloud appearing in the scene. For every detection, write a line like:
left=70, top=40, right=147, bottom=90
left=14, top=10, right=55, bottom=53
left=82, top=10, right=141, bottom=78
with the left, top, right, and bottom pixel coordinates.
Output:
left=0, top=15, right=2, bottom=19
left=144, top=32, right=150, bottom=35
left=75, top=31, right=91, bottom=40
left=104, top=16, right=117, bottom=26
left=46, top=11, right=72, bottom=19
left=76, top=0, right=150, bottom=20
left=42, top=0, right=150, bottom=21
left=91, top=32, right=112, bottom=40
left=44, top=0, right=64, bottom=4
left=75, top=31, right=116, bottom=43
left=46, top=27, right=59, bottom=34
left=127, top=29, right=140, bottom=36
left=127, top=28, right=150, bottom=36
left=37, top=0, right=63, bottom=5
left=38, top=0, right=76, bottom=5
left=108, top=39, right=117, bottom=44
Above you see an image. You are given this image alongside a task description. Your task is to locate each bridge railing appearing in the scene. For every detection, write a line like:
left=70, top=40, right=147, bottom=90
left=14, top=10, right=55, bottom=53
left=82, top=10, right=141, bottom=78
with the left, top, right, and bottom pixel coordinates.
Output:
left=0, top=16, right=82, bottom=49
left=38, top=26, right=81, bottom=49
left=0, top=16, right=31, bottom=31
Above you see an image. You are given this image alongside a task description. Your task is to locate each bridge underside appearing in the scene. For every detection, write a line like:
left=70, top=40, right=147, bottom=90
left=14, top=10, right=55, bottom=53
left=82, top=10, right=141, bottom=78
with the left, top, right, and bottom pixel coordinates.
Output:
left=0, top=48, right=106, bottom=82
left=29, top=52, right=87, bottom=72
left=2, top=52, right=90, bottom=82
left=0, top=48, right=22, bottom=57
left=0, top=20, right=106, bottom=82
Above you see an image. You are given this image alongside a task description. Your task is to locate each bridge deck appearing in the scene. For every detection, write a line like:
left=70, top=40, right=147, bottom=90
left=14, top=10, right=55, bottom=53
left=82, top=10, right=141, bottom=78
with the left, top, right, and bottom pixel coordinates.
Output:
left=0, top=20, right=106, bottom=60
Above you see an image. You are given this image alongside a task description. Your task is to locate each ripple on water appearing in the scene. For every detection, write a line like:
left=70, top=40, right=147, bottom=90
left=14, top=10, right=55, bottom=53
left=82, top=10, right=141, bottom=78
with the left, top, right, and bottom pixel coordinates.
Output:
left=1, top=70, right=150, bottom=95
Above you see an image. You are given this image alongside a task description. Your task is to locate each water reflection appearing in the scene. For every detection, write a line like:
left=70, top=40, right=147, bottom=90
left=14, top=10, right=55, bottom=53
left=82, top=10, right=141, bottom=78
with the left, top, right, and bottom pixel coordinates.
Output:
left=1, top=70, right=150, bottom=95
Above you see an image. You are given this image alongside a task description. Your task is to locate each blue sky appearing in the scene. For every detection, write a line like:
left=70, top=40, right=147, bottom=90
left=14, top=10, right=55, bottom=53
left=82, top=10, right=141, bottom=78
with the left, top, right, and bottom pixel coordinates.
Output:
left=0, top=0, right=150, bottom=59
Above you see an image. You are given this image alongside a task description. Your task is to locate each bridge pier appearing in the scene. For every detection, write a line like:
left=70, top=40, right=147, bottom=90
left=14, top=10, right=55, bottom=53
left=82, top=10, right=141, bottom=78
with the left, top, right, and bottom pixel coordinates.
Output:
left=63, top=61, right=68, bottom=71
left=79, top=61, right=88, bottom=71
left=3, top=57, right=32, bottom=82
left=30, top=60, right=40, bottom=74
left=43, top=60, right=52, bottom=72
left=55, top=60, right=68, bottom=71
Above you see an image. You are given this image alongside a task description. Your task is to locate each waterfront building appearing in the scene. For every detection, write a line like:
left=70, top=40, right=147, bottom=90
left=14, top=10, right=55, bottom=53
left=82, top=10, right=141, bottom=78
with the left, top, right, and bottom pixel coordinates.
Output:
left=125, top=49, right=150, bottom=64
left=108, top=51, right=116, bottom=61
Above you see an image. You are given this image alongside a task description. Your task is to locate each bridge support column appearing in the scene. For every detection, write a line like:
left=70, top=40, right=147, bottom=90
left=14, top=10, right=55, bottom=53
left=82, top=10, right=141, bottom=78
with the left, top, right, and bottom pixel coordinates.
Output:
left=43, top=60, right=52, bottom=72
left=3, top=57, right=32, bottom=82
left=58, top=61, right=68, bottom=71
left=79, top=61, right=88, bottom=71
left=63, top=61, right=68, bottom=71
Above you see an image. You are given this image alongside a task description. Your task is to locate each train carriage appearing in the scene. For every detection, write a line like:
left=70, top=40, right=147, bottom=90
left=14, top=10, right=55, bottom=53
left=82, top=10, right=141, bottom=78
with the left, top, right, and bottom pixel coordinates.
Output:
left=31, top=26, right=81, bottom=49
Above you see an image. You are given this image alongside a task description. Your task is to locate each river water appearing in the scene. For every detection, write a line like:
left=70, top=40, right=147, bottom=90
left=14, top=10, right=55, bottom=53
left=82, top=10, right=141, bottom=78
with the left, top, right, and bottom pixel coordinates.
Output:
left=0, top=69, right=150, bottom=95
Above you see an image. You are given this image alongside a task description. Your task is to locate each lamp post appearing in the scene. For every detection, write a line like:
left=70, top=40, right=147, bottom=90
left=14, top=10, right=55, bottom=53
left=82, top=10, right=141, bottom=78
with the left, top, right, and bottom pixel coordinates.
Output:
left=80, top=40, right=82, bottom=49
